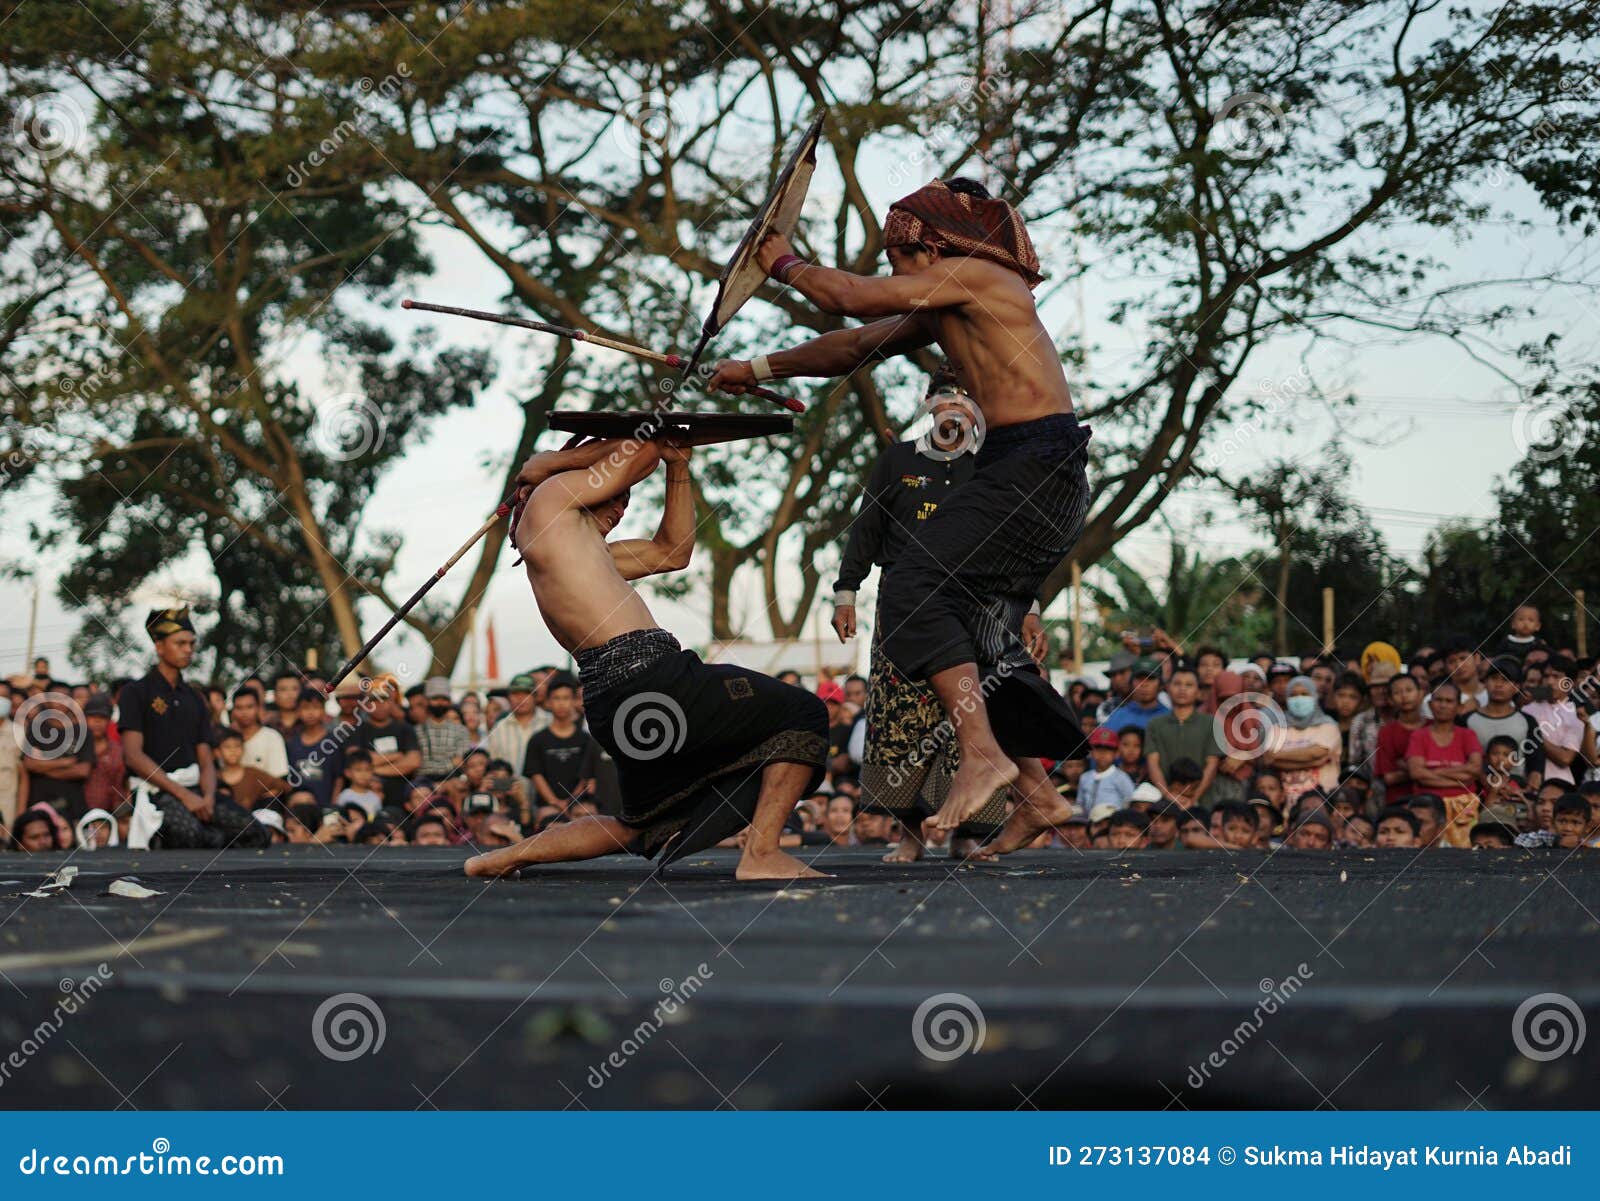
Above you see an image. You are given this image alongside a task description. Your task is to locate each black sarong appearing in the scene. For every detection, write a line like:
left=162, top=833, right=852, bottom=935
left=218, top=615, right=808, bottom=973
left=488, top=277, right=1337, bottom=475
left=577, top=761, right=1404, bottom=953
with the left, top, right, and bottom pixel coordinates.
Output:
left=878, top=413, right=1091, bottom=761
left=859, top=624, right=1008, bottom=836
left=577, top=629, right=828, bottom=865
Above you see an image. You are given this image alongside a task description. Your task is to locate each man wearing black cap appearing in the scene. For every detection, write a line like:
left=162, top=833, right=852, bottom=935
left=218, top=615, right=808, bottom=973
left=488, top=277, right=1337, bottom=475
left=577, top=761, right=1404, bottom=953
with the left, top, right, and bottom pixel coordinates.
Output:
left=118, top=607, right=268, bottom=849
left=1266, top=661, right=1296, bottom=710
left=82, top=692, right=127, bottom=815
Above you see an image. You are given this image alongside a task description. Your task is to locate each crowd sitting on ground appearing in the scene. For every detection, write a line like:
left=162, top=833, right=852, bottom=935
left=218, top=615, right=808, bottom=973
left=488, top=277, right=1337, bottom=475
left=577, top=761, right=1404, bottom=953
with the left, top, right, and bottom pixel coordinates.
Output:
left=3, top=599, right=1599, bottom=856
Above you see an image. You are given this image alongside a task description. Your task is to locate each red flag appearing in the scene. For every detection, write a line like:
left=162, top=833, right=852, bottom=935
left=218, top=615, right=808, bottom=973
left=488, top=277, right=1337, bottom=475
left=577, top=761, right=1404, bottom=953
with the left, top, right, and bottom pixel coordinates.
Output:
left=485, top=613, right=500, bottom=683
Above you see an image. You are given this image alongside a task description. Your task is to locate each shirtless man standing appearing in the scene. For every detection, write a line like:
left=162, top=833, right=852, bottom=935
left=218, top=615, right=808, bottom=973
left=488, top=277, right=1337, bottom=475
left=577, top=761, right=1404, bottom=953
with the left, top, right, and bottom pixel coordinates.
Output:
left=464, top=435, right=829, bottom=881
left=710, top=177, right=1088, bottom=856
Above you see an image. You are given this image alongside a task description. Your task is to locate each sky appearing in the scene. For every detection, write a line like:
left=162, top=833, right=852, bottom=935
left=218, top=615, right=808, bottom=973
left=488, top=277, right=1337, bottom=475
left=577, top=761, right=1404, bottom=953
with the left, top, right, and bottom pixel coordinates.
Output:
left=4, top=22, right=1595, bottom=688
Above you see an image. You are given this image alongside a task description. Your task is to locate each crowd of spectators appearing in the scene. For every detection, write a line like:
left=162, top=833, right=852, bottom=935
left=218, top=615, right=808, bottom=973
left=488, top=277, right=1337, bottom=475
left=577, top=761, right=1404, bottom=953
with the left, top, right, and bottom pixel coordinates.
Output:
left=4, top=599, right=1599, bottom=857
left=793, top=602, right=1600, bottom=855
left=1, top=659, right=608, bottom=854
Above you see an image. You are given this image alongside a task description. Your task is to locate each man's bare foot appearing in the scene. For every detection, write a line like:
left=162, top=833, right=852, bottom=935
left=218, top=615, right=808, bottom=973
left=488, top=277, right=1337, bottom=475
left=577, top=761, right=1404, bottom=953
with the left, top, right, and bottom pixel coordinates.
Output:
left=735, top=849, right=832, bottom=881
left=932, top=755, right=1018, bottom=831
left=883, top=823, right=926, bottom=863
left=986, top=790, right=1076, bottom=856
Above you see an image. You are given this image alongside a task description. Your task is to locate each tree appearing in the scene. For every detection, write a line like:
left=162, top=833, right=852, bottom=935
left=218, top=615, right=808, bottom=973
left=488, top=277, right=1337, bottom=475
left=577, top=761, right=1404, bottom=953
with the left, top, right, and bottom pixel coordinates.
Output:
left=1012, top=0, right=1600, bottom=600
left=1227, top=456, right=1346, bottom=652
left=1084, top=534, right=1272, bottom=654
left=0, top=1, right=494, bottom=677
left=10, top=1, right=1600, bottom=660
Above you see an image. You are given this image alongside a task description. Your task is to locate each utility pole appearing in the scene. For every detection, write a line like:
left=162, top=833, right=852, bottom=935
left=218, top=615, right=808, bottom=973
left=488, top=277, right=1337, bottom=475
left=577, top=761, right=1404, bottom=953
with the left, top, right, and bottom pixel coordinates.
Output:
left=24, top=580, right=39, bottom=670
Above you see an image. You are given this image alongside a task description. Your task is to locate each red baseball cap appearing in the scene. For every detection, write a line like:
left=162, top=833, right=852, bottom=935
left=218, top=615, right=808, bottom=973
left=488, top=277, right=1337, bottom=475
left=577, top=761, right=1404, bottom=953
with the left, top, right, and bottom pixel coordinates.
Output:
left=1087, top=726, right=1118, bottom=748
left=816, top=679, right=845, bottom=704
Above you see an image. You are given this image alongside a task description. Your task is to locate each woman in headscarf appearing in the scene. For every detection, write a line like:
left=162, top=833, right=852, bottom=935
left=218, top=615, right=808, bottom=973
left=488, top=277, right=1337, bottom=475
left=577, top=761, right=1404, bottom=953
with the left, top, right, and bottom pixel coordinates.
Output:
left=27, top=801, right=73, bottom=850
left=1359, top=641, right=1402, bottom=682
left=1263, top=675, right=1341, bottom=805
left=75, top=808, right=120, bottom=850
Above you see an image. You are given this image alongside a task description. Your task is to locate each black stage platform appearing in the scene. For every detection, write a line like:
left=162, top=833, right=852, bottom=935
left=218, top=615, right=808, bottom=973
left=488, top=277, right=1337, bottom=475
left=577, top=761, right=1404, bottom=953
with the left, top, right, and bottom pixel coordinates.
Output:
left=1, top=846, right=1594, bottom=1109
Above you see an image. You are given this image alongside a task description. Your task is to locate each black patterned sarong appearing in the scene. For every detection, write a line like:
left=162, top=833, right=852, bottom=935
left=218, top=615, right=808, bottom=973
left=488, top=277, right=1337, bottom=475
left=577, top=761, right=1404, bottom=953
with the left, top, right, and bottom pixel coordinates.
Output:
left=577, top=628, right=828, bottom=865
left=878, top=413, right=1091, bottom=761
left=859, top=628, right=1009, bottom=837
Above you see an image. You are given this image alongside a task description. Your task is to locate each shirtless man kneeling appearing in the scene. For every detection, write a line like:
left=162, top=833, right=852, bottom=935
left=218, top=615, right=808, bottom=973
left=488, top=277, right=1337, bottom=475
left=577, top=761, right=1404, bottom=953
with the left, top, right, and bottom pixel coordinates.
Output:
left=464, top=434, right=829, bottom=882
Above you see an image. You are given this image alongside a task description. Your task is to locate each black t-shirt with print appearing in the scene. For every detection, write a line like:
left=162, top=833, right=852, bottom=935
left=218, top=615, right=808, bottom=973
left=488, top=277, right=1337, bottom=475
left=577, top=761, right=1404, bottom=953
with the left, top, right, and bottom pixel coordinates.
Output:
left=523, top=727, right=598, bottom=804
left=351, top=718, right=420, bottom=809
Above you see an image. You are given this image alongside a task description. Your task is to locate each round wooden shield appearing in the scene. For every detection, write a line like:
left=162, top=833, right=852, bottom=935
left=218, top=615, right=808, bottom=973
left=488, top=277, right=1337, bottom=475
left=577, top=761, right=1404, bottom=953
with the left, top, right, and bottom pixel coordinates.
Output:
left=546, top=410, right=794, bottom=441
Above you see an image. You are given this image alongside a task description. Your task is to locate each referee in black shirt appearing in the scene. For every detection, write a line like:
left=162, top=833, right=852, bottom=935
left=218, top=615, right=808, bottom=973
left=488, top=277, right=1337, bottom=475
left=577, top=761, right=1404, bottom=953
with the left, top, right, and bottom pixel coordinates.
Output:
left=833, top=370, right=1046, bottom=862
left=118, top=607, right=267, bottom=850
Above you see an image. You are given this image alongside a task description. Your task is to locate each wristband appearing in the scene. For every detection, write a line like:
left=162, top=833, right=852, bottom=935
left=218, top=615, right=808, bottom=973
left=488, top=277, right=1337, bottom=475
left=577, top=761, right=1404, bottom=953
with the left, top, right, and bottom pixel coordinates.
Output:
left=770, top=253, right=805, bottom=283
left=833, top=590, right=857, bottom=607
left=751, top=355, right=774, bottom=383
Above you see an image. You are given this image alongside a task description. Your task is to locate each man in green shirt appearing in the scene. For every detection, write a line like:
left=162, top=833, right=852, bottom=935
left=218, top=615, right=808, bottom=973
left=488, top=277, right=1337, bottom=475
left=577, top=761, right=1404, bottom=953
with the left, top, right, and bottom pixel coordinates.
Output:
left=1144, top=665, right=1222, bottom=806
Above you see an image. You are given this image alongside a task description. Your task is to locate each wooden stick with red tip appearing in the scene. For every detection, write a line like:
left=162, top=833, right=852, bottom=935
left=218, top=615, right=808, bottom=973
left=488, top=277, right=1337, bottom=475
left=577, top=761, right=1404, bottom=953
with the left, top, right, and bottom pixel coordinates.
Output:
left=400, top=299, right=804, bottom=413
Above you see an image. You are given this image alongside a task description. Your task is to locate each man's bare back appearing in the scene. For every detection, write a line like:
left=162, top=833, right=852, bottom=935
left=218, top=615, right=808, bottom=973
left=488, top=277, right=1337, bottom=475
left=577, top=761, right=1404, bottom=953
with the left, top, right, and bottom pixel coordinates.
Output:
left=467, top=433, right=831, bottom=883
left=513, top=438, right=693, bottom=652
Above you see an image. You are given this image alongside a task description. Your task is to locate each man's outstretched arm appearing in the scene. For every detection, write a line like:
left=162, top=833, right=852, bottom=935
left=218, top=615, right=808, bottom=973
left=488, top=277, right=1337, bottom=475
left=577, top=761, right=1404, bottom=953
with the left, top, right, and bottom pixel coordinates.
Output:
left=608, top=445, right=695, bottom=580
left=709, top=312, right=935, bottom=392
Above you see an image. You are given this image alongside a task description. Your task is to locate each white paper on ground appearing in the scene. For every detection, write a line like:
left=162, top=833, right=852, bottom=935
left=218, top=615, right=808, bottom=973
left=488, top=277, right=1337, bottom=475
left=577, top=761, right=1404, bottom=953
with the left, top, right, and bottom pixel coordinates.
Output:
left=107, top=878, right=165, bottom=899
